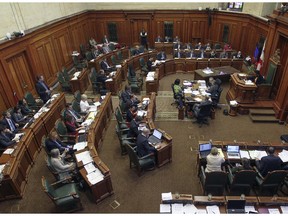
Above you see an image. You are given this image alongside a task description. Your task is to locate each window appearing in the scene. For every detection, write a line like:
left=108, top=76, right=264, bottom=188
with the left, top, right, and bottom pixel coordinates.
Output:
left=222, top=25, right=229, bottom=43
left=164, top=22, right=173, bottom=40
left=107, top=23, right=118, bottom=42
left=228, top=2, right=244, bottom=11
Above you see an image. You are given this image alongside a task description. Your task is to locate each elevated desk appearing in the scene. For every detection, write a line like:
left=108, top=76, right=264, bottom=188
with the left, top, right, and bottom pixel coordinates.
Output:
left=145, top=70, right=159, bottom=95
left=70, top=68, right=90, bottom=94
left=194, top=66, right=240, bottom=82
left=105, top=68, right=122, bottom=95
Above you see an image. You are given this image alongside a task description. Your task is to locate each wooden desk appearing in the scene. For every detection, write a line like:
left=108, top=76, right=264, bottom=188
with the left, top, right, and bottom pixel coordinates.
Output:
left=70, top=68, right=90, bottom=93
left=146, top=70, right=159, bottom=95
left=156, top=129, right=173, bottom=168
left=105, top=68, right=122, bottom=95
left=226, top=73, right=257, bottom=104
left=194, top=66, right=240, bottom=82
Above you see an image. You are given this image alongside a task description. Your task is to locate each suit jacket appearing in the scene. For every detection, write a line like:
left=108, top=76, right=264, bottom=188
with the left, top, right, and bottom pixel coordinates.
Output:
left=186, top=51, right=195, bottom=58
left=220, top=52, right=228, bottom=59
left=127, top=119, right=140, bottom=138
left=147, top=60, right=153, bottom=71
left=35, top=80, right=51, bottom=103
left=0, top=132, right=16, bottom=148
left=157, top=52, right=167, bottom=60
left=258, top=154, right=283, bottom=177
left=45, top=138, right=66, bottom=153
left=174, top=51, right=183, bottom=58
left=121, top=90, right=131, bottom=104
left=100, top=60, right=111, bottom=72
left=155, top=37, right=162, bottom=42
left=136, top=133, right=155, bottom=157
left=0, top=118, right=18, bottom=133
left=63, top=109, right=81, bottom=122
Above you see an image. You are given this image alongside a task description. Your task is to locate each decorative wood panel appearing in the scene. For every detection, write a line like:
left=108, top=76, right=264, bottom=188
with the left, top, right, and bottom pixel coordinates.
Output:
left=53, top=29, right=72, bottom=69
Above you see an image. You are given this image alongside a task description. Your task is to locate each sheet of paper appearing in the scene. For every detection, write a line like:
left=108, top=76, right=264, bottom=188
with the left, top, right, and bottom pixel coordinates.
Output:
left=73, top=141, right=87, bottom=151
left=217, top=148, right=225, bottom=158
left=280, top=206, right=288, bottom=214
left=278, top=149, right=288, bottom=162
left=206, top=205, right=220, bottom=214
left=89, top=105, right=97, bottom=112
left=171, top=203, right=183, bottom=214
left=248, top=150, right=267, bottom=160
left=3, top=148, right=14, bottom=155
left=94, top=101, right=101, bottom=107
left=268, top=208, right=280, bottom=214
left=160, top=204, right=171, bottom=213
left=84, top=162, right=97, bottom=174
left=197, top=209, right=207, bottom=214
left=0, top=164, right=5, bottom=173
left=161, top=192, right=172, bottom=201
left=146, top=77, right=154, bottom=81
left=245, top=205, right=257, bottom=213
left=75, top=151, right=93, bottom=165
left=183, top=204, right=198, bottom=214
left=137, top=110, right=147, bottom=117
left=240, top=150, right=250, bottom=159
left=86, top=169, right=104, bottom=185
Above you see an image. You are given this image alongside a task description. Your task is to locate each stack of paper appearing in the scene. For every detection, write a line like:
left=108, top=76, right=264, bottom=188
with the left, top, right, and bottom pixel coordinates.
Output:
left=245, top=80, right=254, bottom=85
left=161, top=192, right=172, bottom=201
left=75, top=151, right=93, bottom=165
left=280, top=206, right=288, bottom=214
left=3, top=148, right=14, bottom=155
left=206, top=205, right=220, bottom=214
left=191, top=90, right=200, bottom=95
left=146, top=77, right=154, bottom=81
left=105, top=78, right=113, bottom=82
left=73, top=141, right=87, bottom=151
left=86, top=168, right=104, bottom=185
left=183, top=204, right=198, bottom=214
left=183, top=89, right=192, bottom=94
left=248, top=150, right=267, bottom=160
left=240, top=150, right=250, bottom=159
left=268, top=208, right=280, bottom=214
left=278, top=149, right=288, bottom=162
left=81, top=119, right=93, bottom=127
left=137, top=110, right=147, bottom=117
left=245, top=206, right=257, bottom=213
left=171, top=203, right=184, bottom=214
left=202, top=68, right=213, bottom=74
left=116, top=64, right=122, bottom=68
left=230, top=100, right=238, bottom=106
left=101, top=95, right=106, bottom=100
left=89, top=105, right=97, bottom=112
left=84, top=162, right=97, bottom=174
left=183, top=80, right=192, bottom=86
left=160, top=204, right=171, bottom=213
left=94, top=101, right=101, bottom=107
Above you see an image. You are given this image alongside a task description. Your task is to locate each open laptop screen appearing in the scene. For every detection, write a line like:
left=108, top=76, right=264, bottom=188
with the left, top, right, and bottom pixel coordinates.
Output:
left=227, top=145, right=239, bottom=153
left=199, top=143, right=212, bottom=152
left=153, top=129, right=162, bottom=140
left=227, top=199, right=246, bottom=211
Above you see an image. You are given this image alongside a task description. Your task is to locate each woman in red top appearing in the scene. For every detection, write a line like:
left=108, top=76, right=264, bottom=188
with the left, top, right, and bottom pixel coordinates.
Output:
left=64, top=115, right=85, bottom=136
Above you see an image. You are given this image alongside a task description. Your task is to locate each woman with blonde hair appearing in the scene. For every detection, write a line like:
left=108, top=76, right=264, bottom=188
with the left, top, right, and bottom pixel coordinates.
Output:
left=205, top=147, right=225, bottom=172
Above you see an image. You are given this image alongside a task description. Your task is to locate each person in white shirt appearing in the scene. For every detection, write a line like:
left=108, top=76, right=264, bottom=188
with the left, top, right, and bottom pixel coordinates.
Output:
left=80, top=94, right=90, bottom=113
left=205, top=147, right=225, bottom=172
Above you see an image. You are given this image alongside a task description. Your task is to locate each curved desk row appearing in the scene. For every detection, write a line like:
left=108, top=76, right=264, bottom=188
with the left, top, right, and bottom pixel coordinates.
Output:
left=0, top=93, right=66, bottom=201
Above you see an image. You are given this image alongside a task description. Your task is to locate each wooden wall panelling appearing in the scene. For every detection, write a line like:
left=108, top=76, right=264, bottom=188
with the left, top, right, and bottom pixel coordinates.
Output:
left=174, top=20, right=183, bottom=41
left=0, top=63, right=14, bottom=111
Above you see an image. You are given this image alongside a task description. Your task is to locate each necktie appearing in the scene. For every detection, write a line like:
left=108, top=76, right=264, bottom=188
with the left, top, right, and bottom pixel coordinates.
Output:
left=8, top=119, right=15, bottom=131
left=178, top=52, right=180, bottom=58
left=162, top=53, right=164, bottom=59
left=69, top=110, right=78, bottom=120
left=40, top=81, right=49, bottom=91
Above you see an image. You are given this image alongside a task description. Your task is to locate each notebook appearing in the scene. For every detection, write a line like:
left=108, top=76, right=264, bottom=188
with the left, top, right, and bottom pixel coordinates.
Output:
left=227, top=145, right=240, bottom=159
left=199, top=143, right=212, bottom=158
left=227, top=199, right=246, bottom=214
left=148, top=129, right=162, bottom=145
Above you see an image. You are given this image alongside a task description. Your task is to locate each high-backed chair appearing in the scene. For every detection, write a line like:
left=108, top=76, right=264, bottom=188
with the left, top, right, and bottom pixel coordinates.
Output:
left=194, top=103, right=213, bottom=127
left=254, top=170, right=287, bottom=196
left=170, top=83, right=180, bottom=107
left=227, top=167, right=257, bottom=196
left=89, top=67, right=108, bottom=95
left=72, top=56, right=87, bottom=70
left=109, top=43, right=115, bottom=51
left=117, top=50, right=124, bottom=63
left=110, top=55, right=121, bottom=66
left=62, top=67, right=72, bottom=81
left=214, top=43, right=222, bottom=50
left=24, top=91, right=43, bottom=110
left=115, top=107, right=129, bottom=130
left=199, top=166, right=228, bottom=195
left=71, top=100, right=87, bottom=116
left=41, top=176, right=83, bottom=212
left=125, top=144, right=155, bottom=176
left=57, top=72, right=71, bottom=92
left=55, top=119, right=77, bottom=143
left=139, top=57, right=149, bottom=75
left=115, top=125, right=136, bottom=155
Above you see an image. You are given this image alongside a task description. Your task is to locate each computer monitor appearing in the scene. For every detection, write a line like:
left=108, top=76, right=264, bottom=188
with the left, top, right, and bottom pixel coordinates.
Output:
left=227, top=145, right=240, bottom=152
left=199, top=143, right=212, bottom=152
left=227, top=199, right=246, bottom=213
left=152, top=129, right=162, bottom=140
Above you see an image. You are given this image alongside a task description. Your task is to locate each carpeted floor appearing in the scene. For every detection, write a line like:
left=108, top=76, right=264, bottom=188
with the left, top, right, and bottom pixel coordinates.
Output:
left=0, top=72, right=287, bottom=213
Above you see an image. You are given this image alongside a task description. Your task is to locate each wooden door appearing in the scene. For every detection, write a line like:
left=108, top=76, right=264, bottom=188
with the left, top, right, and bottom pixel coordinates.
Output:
left=130, top=19, right=149, bottom=45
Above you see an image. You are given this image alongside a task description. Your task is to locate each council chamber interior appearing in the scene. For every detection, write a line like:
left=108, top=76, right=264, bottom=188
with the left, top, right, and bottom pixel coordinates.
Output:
left=1, top=1, right=288, bottom=214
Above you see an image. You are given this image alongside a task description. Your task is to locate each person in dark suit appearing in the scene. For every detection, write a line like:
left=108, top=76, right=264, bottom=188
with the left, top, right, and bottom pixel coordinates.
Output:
left=157, top=51, right=167, bottom=60
left=140, top=28, right=148, bottom=50
left=255, top=147, right=283, bottom=177
left=195, top=42, right=203, bottom=50
left=136, top=128, right=156, bottom=157
left=45, top=131, right=73, bottom=154
left=174, top=41, right=182, bottom=50
left=174, top=49, right=183, bottom=58
left=220, top=50, right=228, bottom=59
left=63, top=104, right=83, bottom=123
left=192, top=96, right=212, bottom=118
left=18, top=98, right=35, bottom=115
left=155, top=35, right=162, bottom=42
left=100, top=58, right=114, bottom=72
left=186, top=49, right=196, bottom=58
left=121, top=85, right=140, bottom=111
left=254, top=70, right=265, bottom=85
left=173, top=36, right=180, bottom=43
left=164, top=36, right=171, bottom=43
left=126, top=105, right=137, bottom=123
left=35, top=75, right=52, bottom=103
left=0, top=111, right=19, bottom=133
left=12, top=106, right=29, bottom=127
left=97, top=69, right=110, bottom=86
left=0, top=125, right=17, bottom=148
left=102, top=35, right=109, bottom=44
left=209, top=49, right=217, bottom=58
left=236, top=51, right=243, bottom=59
left=127, top=116, right=142, bottom=138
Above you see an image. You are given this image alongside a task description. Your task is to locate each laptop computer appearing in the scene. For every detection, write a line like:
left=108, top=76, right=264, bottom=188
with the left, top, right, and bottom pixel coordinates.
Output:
left=227, top=145, right=241, bottom=159
left=148, top=129, right=162, bottom=145
left=227, top=199, right=246, bottom=214
left=199, top=143, right=212, bottom=158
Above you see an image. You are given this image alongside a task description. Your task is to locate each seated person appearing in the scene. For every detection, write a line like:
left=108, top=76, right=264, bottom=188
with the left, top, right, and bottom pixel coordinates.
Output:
left=134, top=45, right=142, bottom=56
left=174, top=49, right=183, bottom=58
left=255, top=146, right=283, bottom=177
left=207, top=77, right=215, bottom=88
left=126, top=104, right=137, bottom=123
left=157, top=51, right=167, bottom=61
left=97, top=69, right=110, bottom=86
left=174, top=41, right=182, bottom=49
left=12, top=106, right=29, bottom=127
left=18, top=98, right=35, bottom=115
left=236, top=51, right=243, bottom=59
left=220, top=50, right=228, bottom=59
left=209, top=49, right=217, bottom=58
left=155, top=35, right=163, bottom=42
left=192, top=96, right=212, bottom=118
left=45, top=131, right=73, bottom=154
left=205, top=43, right=212, bottom=51
left=102, top=35, right=110, bottom=44
left=230, top=157, right=253, bottom=174
left=91, top=46, right=102, bottom=58
left=121, top=85, right=140, bottom=111
left=185, top=43, right=192, bottom=50
left=136, top=128, right=156, bottom=158
left=206, top=78, right=221, bottom=97
left=80, top=94, right=93, bottom=113
left=127, top=116, right=142, bottom=138
left=89, top=37, right=97, bottom=48
left=147, top=57, right=154, bottom=71
left=0, top=111, right=19, bottom=133
left=0, top=125, right=17, bottom=149
left=254, top=70, right=265, bottom=85
left=198, top=49, right=205, bottom=58
left=173, top=78, right=184, bottom=108
left=173, top=36, right=180, bottom=43
left=64, top=115, right=85, bottom=136
left=50, top=148, right=76, bottom=180
left=63, top=104, right=83, bottom=123
left=102, top=43, right=111, bottom=54
left=195, top=42, right=203, bottom=50
left=164, top=36, right=171, bottom=43
left=100, top=58, right=114, bottom=72
left=224, top=43, right=232, bottom=51
left=205, top=147, right=225, bottom=172
left=186, top=49, right=196, bottom=58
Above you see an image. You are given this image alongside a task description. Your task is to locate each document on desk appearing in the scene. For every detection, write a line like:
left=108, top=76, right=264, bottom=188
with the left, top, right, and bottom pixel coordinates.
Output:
left=94, top=101, right=101, bottom=107
left=81, top=119, right=93, bottom=127
left=160, top=204, right=171, bottom=213
left=278, top=149, right=288, bottom=162
left=73, top=141, right=87, bottom=151
left=86, top=168, right=104, bottom=185
left=268, top=208, right=280, bottom=214
left=240, top=150, right=250, bottom=159
left=161, top=192, right=172, bottom=201
left=84, top=162, right=97, bottom=174
left=0, top=164, right=5, bottom=173
left=75, top=151, right=93, bottom=165
left=197, top=209, right=207, bottom=214
left=248, top=150, right=267, bottom=160
left=183, top=80, right=192, bottom=86
left=183, top=204, right=198, bottom=214
left=280, top=206, right=288, bottom=214
left=171, top=203, right=183, bottom=214
left=206, top=205, right=220, bottom=214
left=3, top=148, right=14, bottom=155
left=217, top=148, right=224, bottom=158
left=89, top=105, right=97, bottom=112
left=245, top=205, right=257, bottom=213
left=146, top=76, right=154, bottom=81
left=137, top=110, right=147, bottom=117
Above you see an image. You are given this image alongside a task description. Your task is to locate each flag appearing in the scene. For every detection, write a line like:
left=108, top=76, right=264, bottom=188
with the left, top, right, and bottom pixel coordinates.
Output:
left=254, top=44, right=260, bottom=61
left=256, top=40, right=266, bottom=73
